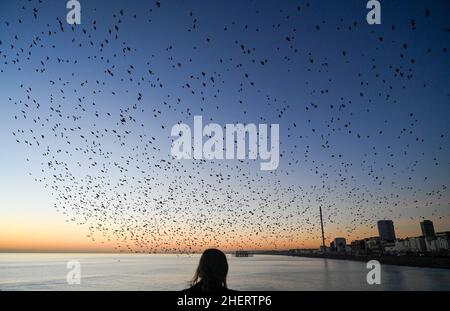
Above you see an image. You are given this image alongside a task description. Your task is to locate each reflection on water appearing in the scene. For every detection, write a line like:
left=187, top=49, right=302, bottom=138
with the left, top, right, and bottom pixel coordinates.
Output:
left=0, top=253, right=449, bottom=290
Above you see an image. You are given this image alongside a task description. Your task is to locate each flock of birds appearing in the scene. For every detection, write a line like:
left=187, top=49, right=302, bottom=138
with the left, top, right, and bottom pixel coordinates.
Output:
left=1, top=0, right=449, bottom=253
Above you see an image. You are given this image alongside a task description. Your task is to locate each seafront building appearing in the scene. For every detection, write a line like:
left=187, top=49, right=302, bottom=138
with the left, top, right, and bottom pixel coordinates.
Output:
left=421, top=220, right=436, bottom=241
left=332, top=238, right=347, bottom=253
left=377, top=220, right=396, bottom=242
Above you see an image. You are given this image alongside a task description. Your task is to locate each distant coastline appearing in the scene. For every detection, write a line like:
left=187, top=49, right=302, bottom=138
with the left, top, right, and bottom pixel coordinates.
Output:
left=272, top=252, right=450, bottom=269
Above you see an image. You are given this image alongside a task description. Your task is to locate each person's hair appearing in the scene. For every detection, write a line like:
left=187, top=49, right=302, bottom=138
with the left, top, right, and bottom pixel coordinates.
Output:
left=191, top=248, right=228, bottom=290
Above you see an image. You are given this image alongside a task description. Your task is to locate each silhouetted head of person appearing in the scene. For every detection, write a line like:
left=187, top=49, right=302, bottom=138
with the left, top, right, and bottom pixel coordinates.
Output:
left=191, top=248, right=228, bottom=290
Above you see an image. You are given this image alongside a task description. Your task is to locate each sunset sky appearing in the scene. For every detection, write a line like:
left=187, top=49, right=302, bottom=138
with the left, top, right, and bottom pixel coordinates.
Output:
left=1, top=0, right=449, bottom=253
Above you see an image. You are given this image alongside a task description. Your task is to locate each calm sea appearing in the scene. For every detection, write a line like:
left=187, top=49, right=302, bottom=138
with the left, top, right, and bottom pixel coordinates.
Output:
left=0, top=253, right=449, bottom=290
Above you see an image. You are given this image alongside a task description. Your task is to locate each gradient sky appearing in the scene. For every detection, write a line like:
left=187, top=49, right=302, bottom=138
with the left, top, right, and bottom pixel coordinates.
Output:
left=0, top=0, right=449, bottom=252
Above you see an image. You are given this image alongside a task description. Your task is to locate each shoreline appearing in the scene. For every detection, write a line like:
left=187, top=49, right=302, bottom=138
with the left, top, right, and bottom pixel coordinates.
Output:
left=277, top=253, right=450, bottom=269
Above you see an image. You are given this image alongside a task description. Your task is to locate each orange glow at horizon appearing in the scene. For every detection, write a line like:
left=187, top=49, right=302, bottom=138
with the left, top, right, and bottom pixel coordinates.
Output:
left=1, top=213, right=449, bottom=253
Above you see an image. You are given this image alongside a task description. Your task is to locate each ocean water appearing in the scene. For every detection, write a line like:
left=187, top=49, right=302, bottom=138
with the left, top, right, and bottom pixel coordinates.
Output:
left=0, top=253, right=449, bottom=291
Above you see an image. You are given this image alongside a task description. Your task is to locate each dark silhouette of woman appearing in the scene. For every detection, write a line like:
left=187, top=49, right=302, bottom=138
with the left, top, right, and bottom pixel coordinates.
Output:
left=184, top=248, right=233, bottom=292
